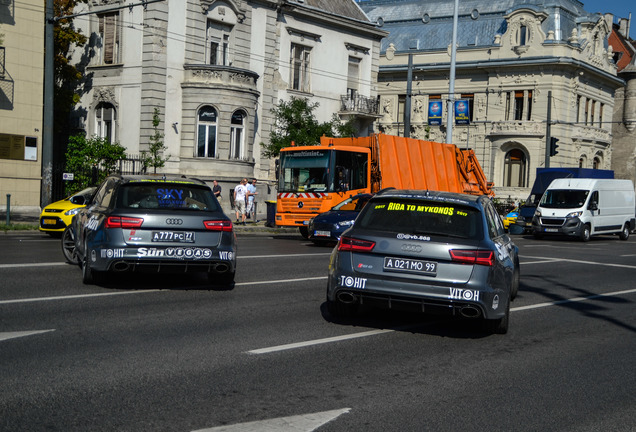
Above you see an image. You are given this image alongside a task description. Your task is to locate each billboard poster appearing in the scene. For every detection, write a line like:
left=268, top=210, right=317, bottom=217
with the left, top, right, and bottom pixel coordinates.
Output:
left=454, top=100, right=470, bottom=125
left=427, top=100, right=443, bottom=125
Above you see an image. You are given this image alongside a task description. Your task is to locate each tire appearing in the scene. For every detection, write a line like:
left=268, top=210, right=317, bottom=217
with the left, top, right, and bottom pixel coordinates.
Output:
left=299, top=226, right=309, bottom=239
left=510, top=265, right=520, bottom=301
left=580, top=224, right=591, bottom=242
left=619, top=224, right=630, bottom=241
left=483, top=297, right=510, bottom=335
left=81, top=245, right=103, bottom=284
left=61, top=226, right=79, bottom=265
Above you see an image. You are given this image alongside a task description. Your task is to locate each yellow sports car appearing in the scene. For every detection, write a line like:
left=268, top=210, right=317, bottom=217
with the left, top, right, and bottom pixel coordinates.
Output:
left=39, top=187, right=96, bottom=235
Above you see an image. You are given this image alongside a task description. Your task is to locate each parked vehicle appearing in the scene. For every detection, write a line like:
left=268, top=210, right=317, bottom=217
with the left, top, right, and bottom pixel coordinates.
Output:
left=513, top=168, right=613, bottom=234
left=276, top=133, right=493, bottom=237
left=502, top=207, right=519, bottom=231
left=307, top=193, right=373, bottom=245
left=39, top=187, right=96, bottom=236
left=68, top=175, right=236, bottom=287
left=327, top=189, right=519, bottom=334
left=532, top=178, right=635, bottom=241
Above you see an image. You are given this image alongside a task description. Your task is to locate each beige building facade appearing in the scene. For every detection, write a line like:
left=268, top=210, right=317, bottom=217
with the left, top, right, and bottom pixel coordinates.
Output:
left=360, top=0, right=624, bottom=202
left=0, top=2, right=44, bottom=213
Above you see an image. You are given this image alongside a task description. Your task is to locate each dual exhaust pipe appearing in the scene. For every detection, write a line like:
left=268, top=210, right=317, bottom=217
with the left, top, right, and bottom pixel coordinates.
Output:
left=111, top=261, right=231, bottom=273
left=336, top=290, right=482, bottom=318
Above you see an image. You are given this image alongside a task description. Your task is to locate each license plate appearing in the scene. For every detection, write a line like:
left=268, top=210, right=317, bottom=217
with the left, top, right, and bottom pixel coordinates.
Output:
left=315, top=230, right=331, bottom=237
left=544, top=228, right=558, bottom=233
left=42, top=218, right=57, bottom=225
left=383, top=257, right=437, bottom=275
left=152, top=231, right=195, bottom=243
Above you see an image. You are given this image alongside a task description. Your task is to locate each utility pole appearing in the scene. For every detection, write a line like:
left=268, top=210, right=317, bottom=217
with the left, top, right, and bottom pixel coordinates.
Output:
left=446, top=0, right=459, bottom=144
left=42, top=0, right=54, bottom=207
left=404, top=53, right=413, bottom=138
left=545, top=91, right=552, bottom=168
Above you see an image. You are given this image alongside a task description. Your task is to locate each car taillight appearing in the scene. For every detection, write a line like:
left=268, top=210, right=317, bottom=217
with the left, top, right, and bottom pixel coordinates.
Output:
left=338, top=236, right=375, bottom=252
left=105, top=216, right=144, bottom=229
left=449, top=250, right=494, bottom=266
left=204, top=220, right=233, bottom=232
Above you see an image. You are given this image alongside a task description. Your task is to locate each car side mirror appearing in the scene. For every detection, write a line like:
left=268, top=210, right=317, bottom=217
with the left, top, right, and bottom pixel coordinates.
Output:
left=70, top=196, right=86, bottom=205
left=588, top=201, right=598, bottom=211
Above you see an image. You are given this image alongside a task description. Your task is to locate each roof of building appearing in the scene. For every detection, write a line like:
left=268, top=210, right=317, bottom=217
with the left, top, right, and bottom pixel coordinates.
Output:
left=357, top=0, right=602, bottom=52
left=289, top=0, right=370, bottom=22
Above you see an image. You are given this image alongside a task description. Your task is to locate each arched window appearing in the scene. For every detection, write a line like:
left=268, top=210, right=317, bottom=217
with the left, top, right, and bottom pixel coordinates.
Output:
left=230, top=110, right=246, bottom=159
left=503, top=148, right=527, bottom=187
left=197, top=106, right=217, bottom=158
left=593, top=156, right=601, bottom=169
left=96, top=102, right=116, bottom=143
left=519, top=25, right=527, bottom=45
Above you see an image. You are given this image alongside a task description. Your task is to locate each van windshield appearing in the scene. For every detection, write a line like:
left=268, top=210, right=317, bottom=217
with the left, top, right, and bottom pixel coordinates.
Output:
left=540, top=189, right=589, bottom=209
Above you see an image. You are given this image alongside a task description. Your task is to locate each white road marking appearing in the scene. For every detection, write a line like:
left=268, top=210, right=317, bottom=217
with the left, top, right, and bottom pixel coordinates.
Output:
left=191, top=408, right=351, bottom=432
left=522, top=255, right=636, bottom=270
left=247, top=329, right=394, bottom=355
left=511, top=288, right=636, bottom=312
left=0, top=290, right=162, bottom=305
left=236, top=276, right=327, bottom=287
left=0, top=262, right=68, bottom=269
left=0, top=329, right=55, bottom=342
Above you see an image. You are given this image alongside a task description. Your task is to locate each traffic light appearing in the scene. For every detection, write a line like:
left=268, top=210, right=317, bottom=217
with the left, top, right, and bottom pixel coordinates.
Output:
left=549, top=137, right=559, bottom=157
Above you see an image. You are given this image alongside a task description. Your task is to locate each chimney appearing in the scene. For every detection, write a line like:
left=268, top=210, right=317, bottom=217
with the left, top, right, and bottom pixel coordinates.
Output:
left=619, top=18, right=629, bottom=38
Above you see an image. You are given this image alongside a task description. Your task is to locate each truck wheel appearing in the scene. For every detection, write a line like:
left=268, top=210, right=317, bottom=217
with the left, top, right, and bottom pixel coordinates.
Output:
left=580, top=224, right=591, bottom=242
left=619, top=224, right=630, bottom=241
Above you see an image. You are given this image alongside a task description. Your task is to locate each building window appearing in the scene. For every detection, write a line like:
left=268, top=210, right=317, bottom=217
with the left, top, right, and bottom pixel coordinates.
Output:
left=590, top=100, right=596, bottom=125
left=519, top=25, right=527, bottom=45
left=290, top=43, right=311, bottom=92
left=347, top=57, right=360, bottom=99
left=585, top=99, right=590, bottom=125
left=97, top=12, right=121, bottom=65
left=599, top=103, right=604, bottom=127
left=576, top=96, right=581, bottom=123
left=230, top=110, right=246, bottom=159
left=460, top=94, right=474, bottom=122
left=207, top=20, right=232, bottom=66
left=511, top=90, right=532, bottom=121
left=197, top=106, right=217, bottom=158
left=593, top=156, right=601, bottom=169
left=503, top=148, right=526, bottom=187
left=95, top=102, right=116, bottom=143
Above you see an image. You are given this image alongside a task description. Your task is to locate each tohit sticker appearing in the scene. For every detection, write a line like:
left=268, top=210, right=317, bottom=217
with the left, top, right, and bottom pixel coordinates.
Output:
left=101, top=249, right=125, bottom=258
left=339, top=275, right=367, bottom=289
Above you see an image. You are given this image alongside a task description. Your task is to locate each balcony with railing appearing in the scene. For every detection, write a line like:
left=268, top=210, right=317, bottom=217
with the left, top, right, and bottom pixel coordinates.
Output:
left=339, top=94, right=380, bottom=119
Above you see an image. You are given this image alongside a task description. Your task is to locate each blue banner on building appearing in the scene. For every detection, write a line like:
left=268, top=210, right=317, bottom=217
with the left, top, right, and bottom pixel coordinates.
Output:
left=454, top=100, right=470, bottom=125
left=428, top=101, right=443, bottom=125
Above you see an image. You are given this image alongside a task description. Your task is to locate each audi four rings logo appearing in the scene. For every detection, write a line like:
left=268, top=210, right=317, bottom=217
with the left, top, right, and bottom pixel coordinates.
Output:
left=166, top=218, right=183, bottom=225
left=401, top=244, right=422, bottom=252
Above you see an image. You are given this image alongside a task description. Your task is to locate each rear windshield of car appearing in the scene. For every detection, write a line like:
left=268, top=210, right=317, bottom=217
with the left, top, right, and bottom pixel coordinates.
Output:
left=115, top=182, right=220, bottom=211
left=356, top=198, right=483, bottom=239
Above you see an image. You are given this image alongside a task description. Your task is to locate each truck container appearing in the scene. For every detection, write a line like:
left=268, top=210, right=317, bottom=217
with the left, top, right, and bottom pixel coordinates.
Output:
left=275, top=133, right=493, bottom=236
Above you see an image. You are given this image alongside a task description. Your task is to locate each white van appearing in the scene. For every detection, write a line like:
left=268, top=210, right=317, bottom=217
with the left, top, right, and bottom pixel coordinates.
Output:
left=532, top=178, right=635, bottom=241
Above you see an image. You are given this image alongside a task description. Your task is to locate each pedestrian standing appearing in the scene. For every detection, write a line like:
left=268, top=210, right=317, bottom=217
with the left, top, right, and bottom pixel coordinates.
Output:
left=213, top=180, right=222, bottom=200
left=234, top=178, right=248, bottom=224
left=246, top=179, right=258, bottom=222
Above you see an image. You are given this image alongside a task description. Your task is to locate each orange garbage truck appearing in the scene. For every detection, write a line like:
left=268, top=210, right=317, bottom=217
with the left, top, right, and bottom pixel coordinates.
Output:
left=275, top=133, right=494, bottom=236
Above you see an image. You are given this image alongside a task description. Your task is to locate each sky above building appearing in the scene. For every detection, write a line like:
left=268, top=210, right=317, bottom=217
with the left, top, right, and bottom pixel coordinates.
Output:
left=579, top=0, right=632, bottom=38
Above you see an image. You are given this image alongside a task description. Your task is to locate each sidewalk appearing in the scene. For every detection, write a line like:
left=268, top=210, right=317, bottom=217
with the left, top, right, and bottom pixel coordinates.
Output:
left=0, top=210, right=300, bottom=235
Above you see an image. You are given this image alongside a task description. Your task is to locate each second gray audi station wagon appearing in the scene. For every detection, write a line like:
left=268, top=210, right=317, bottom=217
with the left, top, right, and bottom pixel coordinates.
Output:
left=327, top=189, right=519, bottom=334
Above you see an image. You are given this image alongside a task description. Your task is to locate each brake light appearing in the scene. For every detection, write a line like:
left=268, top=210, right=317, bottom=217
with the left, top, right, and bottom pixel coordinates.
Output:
left=449, top=250, right=494, bottom=266
left=338, top=236, right=375, bottom=252
left=105, top=216, right=144, bottom=229
left=204, top=220, right=233, bottom=232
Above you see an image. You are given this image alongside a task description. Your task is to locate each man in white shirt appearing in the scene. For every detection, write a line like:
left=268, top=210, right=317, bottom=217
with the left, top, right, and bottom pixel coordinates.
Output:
left=246, top=179, right=258, bottom=222
left=233, top=178, right=249, bottom=224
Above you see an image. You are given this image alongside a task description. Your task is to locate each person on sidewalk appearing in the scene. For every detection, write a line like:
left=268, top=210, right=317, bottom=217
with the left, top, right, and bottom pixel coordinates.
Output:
left=233, top=178, right=248, bottom=224
left=246, top=179, right=258, bottom=222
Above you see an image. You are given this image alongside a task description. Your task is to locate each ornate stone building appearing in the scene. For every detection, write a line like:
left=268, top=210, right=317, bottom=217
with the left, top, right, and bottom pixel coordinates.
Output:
left=358, top=0, right=624, bottom=201
left=71, top=0, right=386, bottom=201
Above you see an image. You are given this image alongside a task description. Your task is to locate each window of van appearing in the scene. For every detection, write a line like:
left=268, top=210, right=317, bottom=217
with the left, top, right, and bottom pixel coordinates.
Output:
left=541, top=189, right=589, bottom=209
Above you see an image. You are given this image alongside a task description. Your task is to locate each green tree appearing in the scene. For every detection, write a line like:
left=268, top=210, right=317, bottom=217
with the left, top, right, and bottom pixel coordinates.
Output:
left=260, top=97, right=355, bottom=158
left=53, top=0, right=88, bottom=136
left=64, top=134, right=127, bottom=195
left=142, top=108, right=170, bottom=174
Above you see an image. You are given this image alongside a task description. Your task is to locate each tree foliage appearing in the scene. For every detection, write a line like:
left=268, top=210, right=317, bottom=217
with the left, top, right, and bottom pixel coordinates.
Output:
left=64, top=134, right=127, bottom=195
left=53, top=0, right=88, bottom=135
left=260, top=97, right=356, bottom=158
left=142, top=108, right=170, bottom=174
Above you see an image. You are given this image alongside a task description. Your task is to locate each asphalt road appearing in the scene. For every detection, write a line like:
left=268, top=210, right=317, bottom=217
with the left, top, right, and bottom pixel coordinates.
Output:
left=0, top=231, right=634, bottom=431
